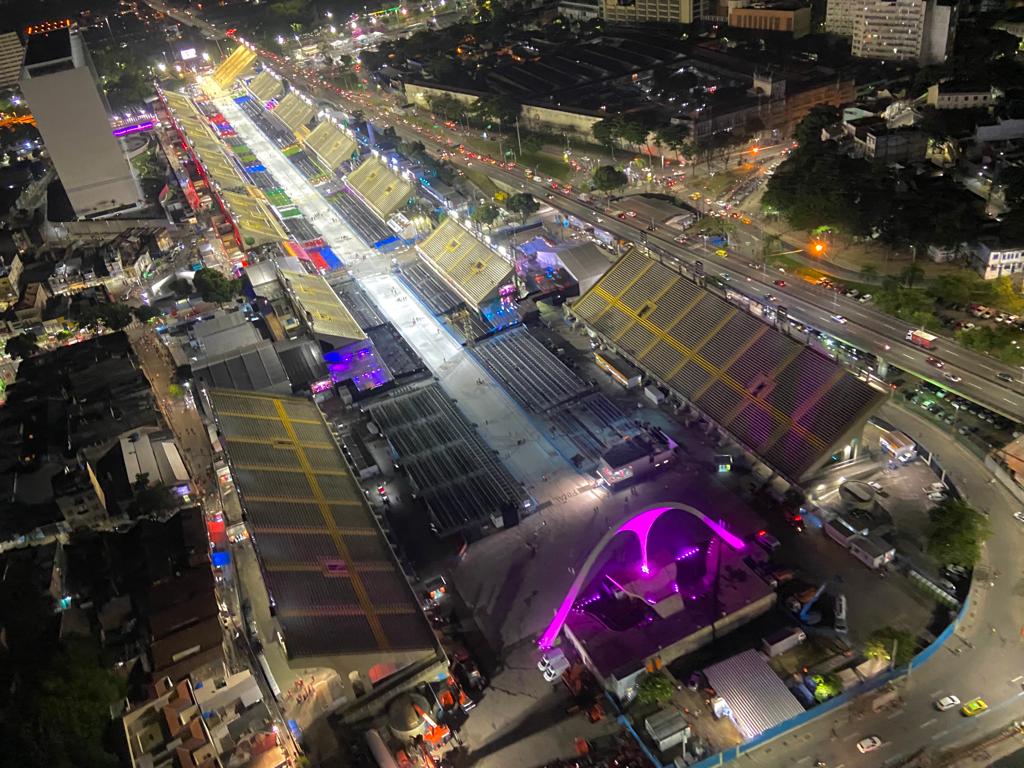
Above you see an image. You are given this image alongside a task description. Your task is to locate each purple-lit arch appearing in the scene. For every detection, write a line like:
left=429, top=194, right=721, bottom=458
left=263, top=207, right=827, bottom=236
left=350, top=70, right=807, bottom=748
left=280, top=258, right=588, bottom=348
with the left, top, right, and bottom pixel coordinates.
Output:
left=538, top=503, right=746, bottom=649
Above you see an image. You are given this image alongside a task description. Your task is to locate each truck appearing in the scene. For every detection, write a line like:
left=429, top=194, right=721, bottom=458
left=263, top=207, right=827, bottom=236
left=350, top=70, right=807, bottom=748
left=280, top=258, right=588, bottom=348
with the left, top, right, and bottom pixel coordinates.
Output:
left=906, top=329, right=937, bottom=349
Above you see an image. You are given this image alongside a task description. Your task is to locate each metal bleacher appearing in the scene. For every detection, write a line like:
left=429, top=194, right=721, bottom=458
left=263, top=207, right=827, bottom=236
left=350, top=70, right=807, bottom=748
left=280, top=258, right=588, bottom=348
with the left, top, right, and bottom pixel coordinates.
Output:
left=572, top=248, right=886, bottom=480
left=368, top=384, right=528, bottom=536
left=473, top=327, right=589, bottom=413
left=398, top=260, right=464, bottom=316
left=329, top=189, right=393, bottom=246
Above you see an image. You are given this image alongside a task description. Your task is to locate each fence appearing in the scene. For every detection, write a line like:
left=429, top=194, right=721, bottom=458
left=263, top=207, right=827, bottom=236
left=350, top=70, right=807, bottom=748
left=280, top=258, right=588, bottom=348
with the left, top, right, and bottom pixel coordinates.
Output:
left=682, top=594, right=970, bottom=768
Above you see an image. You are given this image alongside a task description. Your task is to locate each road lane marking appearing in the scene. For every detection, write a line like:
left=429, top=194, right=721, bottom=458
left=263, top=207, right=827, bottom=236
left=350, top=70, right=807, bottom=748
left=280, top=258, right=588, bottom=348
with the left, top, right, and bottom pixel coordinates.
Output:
left=1012, top=675, right=1023, bottom=683
left=886, top=710, right=904, bottom=720
left=929, top=689, right=943, bottom=697
left=920, top=718, right=937, bottom=729
left=932, top=732, right=945, bottom=740
left=796, top=757, right=810, bottom=765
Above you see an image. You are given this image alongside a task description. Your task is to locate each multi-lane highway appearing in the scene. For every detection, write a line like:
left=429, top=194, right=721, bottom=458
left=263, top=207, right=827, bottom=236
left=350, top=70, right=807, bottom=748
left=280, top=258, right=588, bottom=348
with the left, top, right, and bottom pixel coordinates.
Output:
left=144, top=6, right=1021, bottom=420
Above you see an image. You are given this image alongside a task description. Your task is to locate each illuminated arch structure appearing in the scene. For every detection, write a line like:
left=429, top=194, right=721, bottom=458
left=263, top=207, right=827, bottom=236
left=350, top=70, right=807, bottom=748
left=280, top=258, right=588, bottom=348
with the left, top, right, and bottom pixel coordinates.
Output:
left=538, top=503, right=747, bottom=649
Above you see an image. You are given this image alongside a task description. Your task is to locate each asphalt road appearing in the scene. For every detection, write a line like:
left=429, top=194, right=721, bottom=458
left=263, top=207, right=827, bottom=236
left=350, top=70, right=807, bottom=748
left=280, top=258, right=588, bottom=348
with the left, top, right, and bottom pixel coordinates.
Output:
left=145, top=0, right=1024, bottom=423
left=738, top=400, right=1024, bottom=767
left=148, top=8, right=1024, bottom=762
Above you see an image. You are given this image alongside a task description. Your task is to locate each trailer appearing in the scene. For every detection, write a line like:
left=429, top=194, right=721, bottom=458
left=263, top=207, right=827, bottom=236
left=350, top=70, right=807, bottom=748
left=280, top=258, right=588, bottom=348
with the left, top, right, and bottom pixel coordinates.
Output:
left=906, top=329, right=937, bottom=349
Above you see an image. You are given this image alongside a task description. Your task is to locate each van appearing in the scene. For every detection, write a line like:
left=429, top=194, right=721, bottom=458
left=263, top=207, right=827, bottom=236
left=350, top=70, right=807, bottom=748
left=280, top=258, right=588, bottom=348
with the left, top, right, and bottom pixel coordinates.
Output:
left=756, top=530, right=781, bottom=552
left=834, top=594, right=848, bottom=634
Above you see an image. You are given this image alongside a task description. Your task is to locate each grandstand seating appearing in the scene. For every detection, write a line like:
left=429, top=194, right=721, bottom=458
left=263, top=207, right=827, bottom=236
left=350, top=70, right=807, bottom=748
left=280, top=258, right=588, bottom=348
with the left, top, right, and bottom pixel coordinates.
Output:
left=212, top=45, right=256, bottom=89
left=247, top=70, right=282, bottom=102
left=220, top=187, right=288, bottom=248
left=302, top=121, right=359, bottom=171
left=572, top=249, right=885, bottom=480
left=416, top=218, right=514, bottom=309
left=346, top=156, right=414, bottom=220
left=271, top=92, right=315, bottom=134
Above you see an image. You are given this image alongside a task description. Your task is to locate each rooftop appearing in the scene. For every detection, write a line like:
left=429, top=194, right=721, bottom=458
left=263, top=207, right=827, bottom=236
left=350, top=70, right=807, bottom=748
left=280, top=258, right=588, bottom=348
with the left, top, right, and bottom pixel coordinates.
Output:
left=346, top=155, right=415, bottom=220
left=208, top=389, right=437, bottom=659
left=278, top=268, right=366, bottom=348
left=571, top=249, right=885, bottom=480
left=417, top=218, right=514, bottom=309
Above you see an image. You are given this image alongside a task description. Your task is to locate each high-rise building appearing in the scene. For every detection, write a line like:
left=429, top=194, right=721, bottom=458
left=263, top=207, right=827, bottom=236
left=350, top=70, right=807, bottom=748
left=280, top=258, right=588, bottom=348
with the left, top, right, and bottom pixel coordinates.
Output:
left=825, top=0, right=857, bottom=37
left=19, top=25, right=143, bottom=219
left=850, top=0, right=957, bottom=64
left=0, top=31, right=24, bottom=89
left=602, top=0, right=703, bottom=25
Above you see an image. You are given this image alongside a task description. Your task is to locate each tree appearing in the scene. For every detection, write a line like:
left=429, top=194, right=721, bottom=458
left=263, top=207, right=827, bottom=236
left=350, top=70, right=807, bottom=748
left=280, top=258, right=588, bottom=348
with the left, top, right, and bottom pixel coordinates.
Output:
left=926, top=497, right=990, bottom=567
left=168, top=277, right=193, bottom=298
left=4, top=332, right=38, bottom=360
left=472, top=94, right=520, bottom=125
left=865, top=627, right=916, bottom=667
left=635, top=671, right=674, bottom=705
left=591, top=165, right=628, bottom=194
left=654, top=123, right=690, bottom=159
left=812, top=673, right=842, bottom=702
left=505, top=192, right=540, bottom=221
left=471, top=203, right=500, bottom=226
left=899, top=263, right=925, bottom=289
left=794, top=104, right=840, bottom=146
left=81, top=302, right=133, bottom=331
left=133, top=305, right=162, bottom=323
left=193, top=268, right=240, bottom=303
left=127, top=472, right=179, bottom=519
left=592, top=118, right=617, bottom=148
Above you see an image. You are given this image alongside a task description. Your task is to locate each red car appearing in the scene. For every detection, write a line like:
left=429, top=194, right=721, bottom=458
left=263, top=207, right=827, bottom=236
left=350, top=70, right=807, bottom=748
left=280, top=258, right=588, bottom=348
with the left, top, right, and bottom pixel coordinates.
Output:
left=926, top=356, right=945, bottom=369
left=773, top=279, right=786, bottom=288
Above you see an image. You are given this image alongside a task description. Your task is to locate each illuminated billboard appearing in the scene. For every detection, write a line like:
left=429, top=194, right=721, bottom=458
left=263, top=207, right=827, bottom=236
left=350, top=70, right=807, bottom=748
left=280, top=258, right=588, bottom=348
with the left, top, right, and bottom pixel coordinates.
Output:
left=180, top=47, right=197, bottom=61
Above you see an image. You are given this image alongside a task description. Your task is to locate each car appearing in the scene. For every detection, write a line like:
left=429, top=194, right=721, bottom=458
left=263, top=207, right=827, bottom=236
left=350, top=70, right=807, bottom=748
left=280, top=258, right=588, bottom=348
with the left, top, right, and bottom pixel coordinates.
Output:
left=715, top=248, right=728, bottom=257
left=944, top=373, right=962, bottom=383
left=928, top=491, right=947, bottom=502
left=856, top=737, right=882, bottom=754
left=720, top=272, right=731, bottom=281
left=867, top=481, right=883, bottom=491
left=859, top=294, right=873, bottom=303
left=774, top=279, right=786, bottom=288
left=1014, top=511, right=1024, bottom=524
left=830, top=314, right=847, bottom=324
left=755, top=529, right=781, bottom=551
left=997, top=372, right=1015, bottom=383
left=935, top=695, right=961, bottom=711
left=764, top=294, right=778, bottom=303
left=926, top=356, right=945, bottom=369
left=961, top=698, right=988, bottom=717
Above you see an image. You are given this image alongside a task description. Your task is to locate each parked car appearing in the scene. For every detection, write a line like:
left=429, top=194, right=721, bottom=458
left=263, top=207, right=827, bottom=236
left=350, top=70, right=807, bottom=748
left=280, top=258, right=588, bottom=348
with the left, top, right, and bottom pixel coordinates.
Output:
left=857, top=737, right=883, bottom=754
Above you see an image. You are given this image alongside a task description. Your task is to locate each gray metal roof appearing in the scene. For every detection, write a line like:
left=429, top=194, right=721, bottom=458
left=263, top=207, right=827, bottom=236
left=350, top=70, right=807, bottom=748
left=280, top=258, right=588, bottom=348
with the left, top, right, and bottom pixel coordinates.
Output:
left=703, top=649, right=804, bottom=739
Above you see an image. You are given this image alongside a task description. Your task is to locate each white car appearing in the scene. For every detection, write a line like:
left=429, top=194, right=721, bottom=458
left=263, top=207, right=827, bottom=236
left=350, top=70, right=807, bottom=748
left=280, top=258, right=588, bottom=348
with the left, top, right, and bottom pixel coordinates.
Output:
left=856, top=736, right=883, bottom=754
left=935, top=695, right=960, bottom=711
left=928, top=492, right=947, bottom=502
left=944, top=373, right=962, bottom=383
left=867, top=481, right=883, bottom=491
left=1013, top=511, right=1024, bottom=524
left=831, top=314, right=848, bottom=324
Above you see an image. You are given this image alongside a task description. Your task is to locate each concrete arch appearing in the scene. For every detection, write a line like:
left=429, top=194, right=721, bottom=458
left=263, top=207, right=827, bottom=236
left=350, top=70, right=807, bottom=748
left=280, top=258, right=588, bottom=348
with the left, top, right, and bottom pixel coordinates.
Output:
left=538, top=502, right=746, bottom=649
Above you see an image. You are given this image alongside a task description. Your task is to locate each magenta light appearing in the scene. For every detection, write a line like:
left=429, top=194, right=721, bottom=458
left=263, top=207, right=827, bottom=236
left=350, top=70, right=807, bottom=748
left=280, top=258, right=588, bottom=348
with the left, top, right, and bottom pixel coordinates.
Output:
left=537, top=504, right=745, bottom=649
left=113, top=120, right=154, bottom=137
left=640, top=563, right=650, bottom=575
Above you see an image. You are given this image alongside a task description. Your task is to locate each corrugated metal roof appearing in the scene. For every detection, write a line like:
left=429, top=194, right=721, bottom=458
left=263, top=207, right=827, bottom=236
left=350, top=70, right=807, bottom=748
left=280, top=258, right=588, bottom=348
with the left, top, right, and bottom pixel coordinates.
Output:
left=704, top=649, right=804, bottom=738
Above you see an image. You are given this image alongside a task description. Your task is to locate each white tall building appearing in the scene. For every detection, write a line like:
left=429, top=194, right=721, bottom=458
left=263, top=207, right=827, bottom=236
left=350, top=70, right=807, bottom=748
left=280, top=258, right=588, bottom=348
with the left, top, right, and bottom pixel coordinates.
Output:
left=0, top=31, right=24, bottom=89
left=19, top=25, right=143, bottom=219
left=825, top=0, right=857, bottom=37
left=849, top=0, right=958, bottom=63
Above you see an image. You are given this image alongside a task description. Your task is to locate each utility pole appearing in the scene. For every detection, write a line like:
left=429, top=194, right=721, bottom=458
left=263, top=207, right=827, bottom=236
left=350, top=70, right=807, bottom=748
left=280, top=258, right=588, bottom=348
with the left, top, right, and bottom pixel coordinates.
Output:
left=515, top=117, right=522, bottom=156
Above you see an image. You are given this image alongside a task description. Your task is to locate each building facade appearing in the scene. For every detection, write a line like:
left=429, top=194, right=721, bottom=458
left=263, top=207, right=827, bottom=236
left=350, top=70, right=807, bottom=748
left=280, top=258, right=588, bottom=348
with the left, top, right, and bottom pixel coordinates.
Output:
left=19, top=26, right=143, bottom=218
left=728, top=4, right=812, bottom=37
left=601, top=0, right=700, bottom=24
left=973, top=241, right=1024, bottom=280
left=825, top=0, right=857, bottom=36
left=0, top=31, right=24, bottom=89
left=850, top=0, right=957, bottom=64
left=926, top=83, right=997, bottom=110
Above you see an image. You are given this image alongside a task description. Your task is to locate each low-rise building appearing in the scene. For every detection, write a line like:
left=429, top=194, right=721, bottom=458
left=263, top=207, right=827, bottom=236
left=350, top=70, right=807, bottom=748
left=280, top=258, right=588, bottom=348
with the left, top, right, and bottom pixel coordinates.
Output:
left=972, top=240, right=1024, bottom=280
left=926, top=82, right=998, bottom=110
left=860, top=127, right=929, bottom=163
left=728, top=2, right=812, bottom=38
left=121, top=677, right=222, bottom=768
